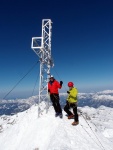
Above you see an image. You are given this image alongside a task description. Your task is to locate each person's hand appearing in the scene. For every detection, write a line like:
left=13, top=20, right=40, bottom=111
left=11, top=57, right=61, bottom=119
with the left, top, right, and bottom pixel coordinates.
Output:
left=48, top=89, right=50, bottom=95
left=66, top=101, right=69, bottom=105
left=60, top=81, right=63, bottom=86
left=67, top=91, right=70, bottom=94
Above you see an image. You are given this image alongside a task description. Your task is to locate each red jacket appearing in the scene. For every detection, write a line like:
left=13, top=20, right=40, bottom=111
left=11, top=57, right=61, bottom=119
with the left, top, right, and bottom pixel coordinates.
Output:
left=48, top=80, right=62, bottom=94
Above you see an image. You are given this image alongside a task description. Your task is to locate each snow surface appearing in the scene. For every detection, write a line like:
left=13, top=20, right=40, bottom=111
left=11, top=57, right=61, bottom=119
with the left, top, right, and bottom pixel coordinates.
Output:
left=0, top=100, right=113, bottom=150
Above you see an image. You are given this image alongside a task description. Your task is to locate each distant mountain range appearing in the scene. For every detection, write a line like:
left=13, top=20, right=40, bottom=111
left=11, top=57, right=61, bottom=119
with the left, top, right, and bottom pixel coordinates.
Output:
left=0, top=90, right=113, bottom=115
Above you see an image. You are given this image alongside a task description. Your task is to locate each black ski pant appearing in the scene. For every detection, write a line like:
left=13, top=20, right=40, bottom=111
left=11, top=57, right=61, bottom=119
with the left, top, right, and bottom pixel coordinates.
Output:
left=64, top=102, right=78, bottom=122
left=50, top=94, right=62, bottom=114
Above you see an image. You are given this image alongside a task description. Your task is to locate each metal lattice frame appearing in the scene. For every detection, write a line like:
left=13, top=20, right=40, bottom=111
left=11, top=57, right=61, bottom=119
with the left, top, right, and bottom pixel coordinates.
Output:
left=31, top=19, right=53, bottom=116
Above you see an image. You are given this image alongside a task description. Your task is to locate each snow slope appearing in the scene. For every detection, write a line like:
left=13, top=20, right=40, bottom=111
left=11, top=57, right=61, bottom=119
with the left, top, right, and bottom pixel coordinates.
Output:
left=0, top=102, right=113, bottom=150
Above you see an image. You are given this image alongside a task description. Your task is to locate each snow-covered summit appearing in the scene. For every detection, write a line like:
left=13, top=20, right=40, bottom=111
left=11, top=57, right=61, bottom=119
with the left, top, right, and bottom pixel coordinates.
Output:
left=0, top=102, right=113, bottom=150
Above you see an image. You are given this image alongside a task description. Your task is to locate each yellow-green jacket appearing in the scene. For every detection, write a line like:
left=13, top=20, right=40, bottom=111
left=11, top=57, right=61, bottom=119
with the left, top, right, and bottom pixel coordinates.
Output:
left=67, top=87, right=78, bottom=103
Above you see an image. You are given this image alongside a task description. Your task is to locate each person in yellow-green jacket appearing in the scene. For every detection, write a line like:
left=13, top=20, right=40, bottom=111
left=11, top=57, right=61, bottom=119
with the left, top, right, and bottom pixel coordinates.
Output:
left=64, top=82, right=79, bottom=126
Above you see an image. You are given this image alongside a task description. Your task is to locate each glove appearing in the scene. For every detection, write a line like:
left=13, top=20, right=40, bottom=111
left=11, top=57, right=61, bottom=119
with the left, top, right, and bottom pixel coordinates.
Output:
left=60, top=81, right=63, bottom=86
left=48, top=90, right=50, bottom=96
left=67, top=91, right=70, bottom=94
left=66, top=101, right=69, bottom=105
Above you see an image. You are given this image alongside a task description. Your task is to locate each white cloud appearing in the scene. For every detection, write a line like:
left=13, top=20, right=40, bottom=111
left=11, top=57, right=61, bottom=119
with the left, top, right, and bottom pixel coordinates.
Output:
left=92, top=94, right=113, bottom=101
left=97, top=90, right=113, bottom=94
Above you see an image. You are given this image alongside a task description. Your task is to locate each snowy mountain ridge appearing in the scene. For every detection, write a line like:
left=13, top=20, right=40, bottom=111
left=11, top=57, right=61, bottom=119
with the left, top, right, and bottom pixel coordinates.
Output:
left=0, top=102, right=113, bottom=150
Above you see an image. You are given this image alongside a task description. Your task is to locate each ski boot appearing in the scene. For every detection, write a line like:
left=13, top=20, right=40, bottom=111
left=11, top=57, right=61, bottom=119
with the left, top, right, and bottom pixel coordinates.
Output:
left=55, top=112, right=59, bottom=117
left=72, top=121, right=79, bottom=126
left=59, top=113, right=63, bottom=118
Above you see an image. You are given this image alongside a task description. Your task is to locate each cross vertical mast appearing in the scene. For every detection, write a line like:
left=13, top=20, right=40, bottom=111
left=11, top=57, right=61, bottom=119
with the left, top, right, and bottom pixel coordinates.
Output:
left=31, top=19, right=54, bottom=116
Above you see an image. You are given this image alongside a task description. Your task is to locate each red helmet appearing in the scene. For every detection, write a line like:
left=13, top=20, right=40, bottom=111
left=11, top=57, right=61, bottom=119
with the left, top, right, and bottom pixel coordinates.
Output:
left=68, top=82, right=74, bottom=87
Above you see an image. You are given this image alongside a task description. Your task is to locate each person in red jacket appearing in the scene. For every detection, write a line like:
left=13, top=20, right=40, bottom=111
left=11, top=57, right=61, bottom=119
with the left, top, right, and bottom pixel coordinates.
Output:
left=48, top=75, right=63, bottom=118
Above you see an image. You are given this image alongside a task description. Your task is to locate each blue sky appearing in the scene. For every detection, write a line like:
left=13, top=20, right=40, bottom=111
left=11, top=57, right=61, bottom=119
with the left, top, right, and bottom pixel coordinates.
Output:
left=0, top=0, right=113, bottom=99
